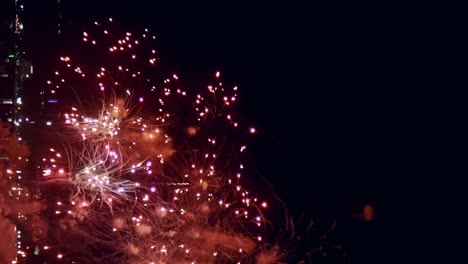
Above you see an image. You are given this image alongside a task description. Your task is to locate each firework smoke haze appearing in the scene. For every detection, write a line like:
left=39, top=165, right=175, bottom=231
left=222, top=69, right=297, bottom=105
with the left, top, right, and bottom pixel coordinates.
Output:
left=1, top=122, right=34, bottom=263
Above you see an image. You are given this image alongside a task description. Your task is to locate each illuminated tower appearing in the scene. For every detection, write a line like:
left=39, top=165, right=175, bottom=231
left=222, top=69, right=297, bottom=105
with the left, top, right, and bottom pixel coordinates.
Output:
left=0, top=0, right=32, bottom=125
left=12, top=0, right=33, bottom=128
left=0, top=1, right=15, bottom=122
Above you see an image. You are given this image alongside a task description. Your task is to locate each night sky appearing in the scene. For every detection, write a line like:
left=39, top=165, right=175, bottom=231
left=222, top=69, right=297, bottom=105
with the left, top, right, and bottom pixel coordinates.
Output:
left=22, top=1, right=411, bottom=260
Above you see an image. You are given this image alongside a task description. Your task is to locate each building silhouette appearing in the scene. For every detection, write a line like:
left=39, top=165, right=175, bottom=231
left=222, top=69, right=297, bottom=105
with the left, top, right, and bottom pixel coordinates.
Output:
left=0, top=0, right=16, bottom=123
left=0, top=0, right=32, bottom=125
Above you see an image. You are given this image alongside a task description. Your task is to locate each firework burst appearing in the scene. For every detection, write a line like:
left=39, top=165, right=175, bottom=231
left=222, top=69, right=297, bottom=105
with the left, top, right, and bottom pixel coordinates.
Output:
left=29, top=18, right=290, bottom=264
